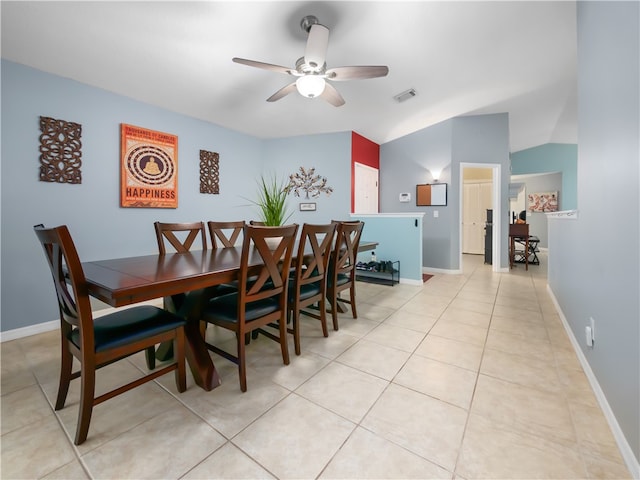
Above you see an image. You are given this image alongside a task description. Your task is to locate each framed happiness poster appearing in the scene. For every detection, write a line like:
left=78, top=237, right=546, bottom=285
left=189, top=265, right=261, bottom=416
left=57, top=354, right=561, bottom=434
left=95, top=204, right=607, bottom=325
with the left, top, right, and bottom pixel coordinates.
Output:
left=120, top=124, right=178, bottom=208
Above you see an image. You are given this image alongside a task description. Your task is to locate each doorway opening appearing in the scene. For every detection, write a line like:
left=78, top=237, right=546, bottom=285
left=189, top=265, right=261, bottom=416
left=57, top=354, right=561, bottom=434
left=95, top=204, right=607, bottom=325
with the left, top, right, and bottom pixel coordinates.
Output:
left=459, top=163, right=502, bottom=272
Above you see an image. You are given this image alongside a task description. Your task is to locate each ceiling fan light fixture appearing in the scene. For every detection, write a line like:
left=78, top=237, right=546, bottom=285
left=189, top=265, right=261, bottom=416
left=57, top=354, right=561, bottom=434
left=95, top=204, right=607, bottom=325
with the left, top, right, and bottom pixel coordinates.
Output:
left=233, top=15, right=388, bottom=106
left=296, top=75, right=325, bottom=98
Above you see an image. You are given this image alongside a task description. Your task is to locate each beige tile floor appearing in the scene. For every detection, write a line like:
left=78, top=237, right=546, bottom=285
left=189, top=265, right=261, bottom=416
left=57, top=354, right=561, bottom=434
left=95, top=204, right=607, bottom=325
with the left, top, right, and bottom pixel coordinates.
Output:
left=1, top=253, right=633, bottom=479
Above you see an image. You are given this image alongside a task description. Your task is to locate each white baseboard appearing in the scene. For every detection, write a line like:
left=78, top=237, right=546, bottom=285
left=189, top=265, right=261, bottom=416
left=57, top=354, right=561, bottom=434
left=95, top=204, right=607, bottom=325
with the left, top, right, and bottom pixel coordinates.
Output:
left=546, top=285, right=640, bottom=479
left=423, top=266, right=462, bottom=275
left=399, top=278, right=424, bottom=286
left=0, top=320, right=58, bottom=342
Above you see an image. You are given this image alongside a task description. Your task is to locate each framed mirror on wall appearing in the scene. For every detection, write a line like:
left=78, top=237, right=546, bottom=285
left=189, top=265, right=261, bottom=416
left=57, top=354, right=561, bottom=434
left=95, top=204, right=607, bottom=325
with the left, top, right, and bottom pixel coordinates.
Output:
left=416, top=183, right=447, bottom=206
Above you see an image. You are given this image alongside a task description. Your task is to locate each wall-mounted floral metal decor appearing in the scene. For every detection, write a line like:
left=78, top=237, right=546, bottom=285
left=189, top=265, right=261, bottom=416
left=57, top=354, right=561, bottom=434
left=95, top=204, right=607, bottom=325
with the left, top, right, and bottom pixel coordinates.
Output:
left=39, top=116, right=82, bottom=184
left=285, top=166, right=333, bottom=199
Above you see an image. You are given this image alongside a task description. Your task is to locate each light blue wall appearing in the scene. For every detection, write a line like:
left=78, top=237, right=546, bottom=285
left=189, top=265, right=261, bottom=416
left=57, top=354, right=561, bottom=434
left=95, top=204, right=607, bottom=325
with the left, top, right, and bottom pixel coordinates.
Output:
left=350, top=214, right=424, bottom=283
left=380, top=113, right=510, bottom=271
left=262, top=133, right=352, bottom=226
left=379, top=121, right=453, bottom=270
left=451, top=114, right=510, bottom=270
left=0, top=60, right=353, bottom=332
left=549, top=2, right=639, bottom=467
left=511, top=143, right=578, bottom=210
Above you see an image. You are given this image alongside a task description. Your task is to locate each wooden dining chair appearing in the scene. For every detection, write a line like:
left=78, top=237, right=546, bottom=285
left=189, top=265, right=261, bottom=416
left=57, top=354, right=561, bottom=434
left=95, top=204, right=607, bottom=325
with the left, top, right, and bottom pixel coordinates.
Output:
left=326, top=220, right=364, bottom=331
left=509, top=223, right=530, bottom=270
left=207, top=220, right=245, bottom=248
left=200, top=223, right=299, bottom=392
left=287, top=223, right=337, bottom=355
left=154, top=221, right=207, bottom=254
left=152, top=221, right=208, bottom=367
left=33, top=224, right=186, bottom=445
left=206, top=220, right=247, bottom=300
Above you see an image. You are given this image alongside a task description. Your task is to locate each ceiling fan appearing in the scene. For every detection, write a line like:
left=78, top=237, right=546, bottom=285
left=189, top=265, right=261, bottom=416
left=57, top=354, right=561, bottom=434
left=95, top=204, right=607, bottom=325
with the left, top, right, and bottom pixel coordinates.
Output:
left=232, top=15, right=389, bottom=107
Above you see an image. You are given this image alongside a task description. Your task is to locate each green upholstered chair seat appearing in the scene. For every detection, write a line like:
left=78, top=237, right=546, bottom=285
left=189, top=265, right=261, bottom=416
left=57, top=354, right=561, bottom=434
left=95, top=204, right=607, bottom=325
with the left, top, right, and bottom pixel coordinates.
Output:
left=69, top=305, right=186, bottom=353
left=327, top=273, right=350, bottom=287
left=289, top=280, right=322, bottom=303
left=203, top=293, right=279, bottom=324
left=218, top=275, right=263, bottom=295
left=214, top=283, right=239, bottom=296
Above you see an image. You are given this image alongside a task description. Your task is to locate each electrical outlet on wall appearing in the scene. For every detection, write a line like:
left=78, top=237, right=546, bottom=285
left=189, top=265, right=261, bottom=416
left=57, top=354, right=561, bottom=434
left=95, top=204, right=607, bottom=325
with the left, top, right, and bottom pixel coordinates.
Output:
left=585, top=326, right=593, bottom=347
left=586, top=317, right=595, bottom=347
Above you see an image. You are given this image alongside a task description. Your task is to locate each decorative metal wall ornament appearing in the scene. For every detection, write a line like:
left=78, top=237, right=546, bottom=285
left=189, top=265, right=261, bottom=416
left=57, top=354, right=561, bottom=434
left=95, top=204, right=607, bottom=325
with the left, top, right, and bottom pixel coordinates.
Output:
left=39, top=116, right=82, bottom=184
left=285, top=166, right=333, bottom=198
left=199, top=150, right=220, bottom=194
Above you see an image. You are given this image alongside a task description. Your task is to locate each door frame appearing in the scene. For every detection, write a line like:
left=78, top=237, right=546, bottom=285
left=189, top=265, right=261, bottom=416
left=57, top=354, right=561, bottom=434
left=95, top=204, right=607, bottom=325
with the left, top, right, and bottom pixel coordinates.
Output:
left=459, top=163, right=502, bottom=272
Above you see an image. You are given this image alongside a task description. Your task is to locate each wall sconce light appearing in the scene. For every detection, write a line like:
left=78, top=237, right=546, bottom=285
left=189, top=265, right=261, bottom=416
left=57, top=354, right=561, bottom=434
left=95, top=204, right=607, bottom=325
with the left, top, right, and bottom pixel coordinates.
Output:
left=430, top=168, right=442, bottom=183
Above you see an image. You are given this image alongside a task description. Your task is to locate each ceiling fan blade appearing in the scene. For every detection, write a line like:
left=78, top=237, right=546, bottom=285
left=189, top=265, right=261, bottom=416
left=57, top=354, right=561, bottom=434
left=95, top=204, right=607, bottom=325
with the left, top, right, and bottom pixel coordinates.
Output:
left=266, top=82, right=298, bottom=102
left=304, top=24, right=329, bottom=70
left=320, top=82, right=345, bottom=107
left=232, top=57, right=294, bottom=75
left=325, top=65, right=389, bottom=81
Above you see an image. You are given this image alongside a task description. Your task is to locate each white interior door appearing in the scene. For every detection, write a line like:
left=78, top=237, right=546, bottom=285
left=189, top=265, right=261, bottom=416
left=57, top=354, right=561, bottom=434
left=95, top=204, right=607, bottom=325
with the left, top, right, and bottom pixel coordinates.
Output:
left=354, top=162, right=379, bottom=214
left=463, top=182, right=493, bottom=254
left=463, top=184, right=481, bottom=254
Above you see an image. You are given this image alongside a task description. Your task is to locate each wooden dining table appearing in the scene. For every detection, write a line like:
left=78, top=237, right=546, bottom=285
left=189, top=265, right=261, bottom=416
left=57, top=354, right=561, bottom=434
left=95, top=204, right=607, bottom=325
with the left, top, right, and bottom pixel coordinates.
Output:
left=82, top=241, right=378, bottom=391
left=83, top=247, right=251, bottom=390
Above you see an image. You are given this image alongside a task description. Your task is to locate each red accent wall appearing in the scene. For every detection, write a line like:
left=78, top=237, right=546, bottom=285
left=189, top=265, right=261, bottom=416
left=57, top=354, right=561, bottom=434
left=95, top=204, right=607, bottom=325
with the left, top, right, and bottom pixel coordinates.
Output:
left=351, top=132, right=380, bottom=212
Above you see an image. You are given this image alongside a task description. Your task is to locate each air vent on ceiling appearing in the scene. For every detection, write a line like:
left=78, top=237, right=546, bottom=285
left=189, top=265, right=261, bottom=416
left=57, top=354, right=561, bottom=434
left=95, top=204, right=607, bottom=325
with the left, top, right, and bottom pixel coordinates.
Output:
left=394, top=88, right=417, bottom=103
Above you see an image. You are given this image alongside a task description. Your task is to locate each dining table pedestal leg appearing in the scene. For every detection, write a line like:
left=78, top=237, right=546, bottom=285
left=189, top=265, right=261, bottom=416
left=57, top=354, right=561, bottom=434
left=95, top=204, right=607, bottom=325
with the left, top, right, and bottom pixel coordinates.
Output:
left=183, top=320, right=222, bottom=391
left=167, top=290, right=222, bottom=391
left=154, top=304, right=176, bottom=362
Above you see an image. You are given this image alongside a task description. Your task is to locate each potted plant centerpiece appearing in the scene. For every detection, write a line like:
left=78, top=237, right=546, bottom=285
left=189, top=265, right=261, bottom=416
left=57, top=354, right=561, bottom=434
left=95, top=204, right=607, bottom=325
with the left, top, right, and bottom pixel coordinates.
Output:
left=248, top=174, right=293, bottom=249
left=253, top=174, right=292, bottom=226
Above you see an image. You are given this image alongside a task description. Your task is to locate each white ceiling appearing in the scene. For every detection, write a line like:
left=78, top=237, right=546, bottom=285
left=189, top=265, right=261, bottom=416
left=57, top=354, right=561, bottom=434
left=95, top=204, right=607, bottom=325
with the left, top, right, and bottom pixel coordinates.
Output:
left=1, top=1, right=578, bottom=152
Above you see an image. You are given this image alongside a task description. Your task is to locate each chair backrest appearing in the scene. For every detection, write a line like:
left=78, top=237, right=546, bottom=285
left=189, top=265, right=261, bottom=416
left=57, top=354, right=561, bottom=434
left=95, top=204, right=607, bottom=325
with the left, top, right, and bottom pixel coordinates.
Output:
left=331, top=219, right=361, bottom=224
left=293, top=223, right=337, bottom=289
left=238, top=224, right=298, bottom=308
left=509, top=223, right=529, bottom=238
left=154, top=221, right=207, bottom=254
left=249, top=220, right=265, bottom=226
left=207, top=221, right=245, bottom=248
left=330, top=219, right=361, bottom=246
left=34, top=224, right=94, bottom=348
left=330, top=221, right=365, bottom=280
